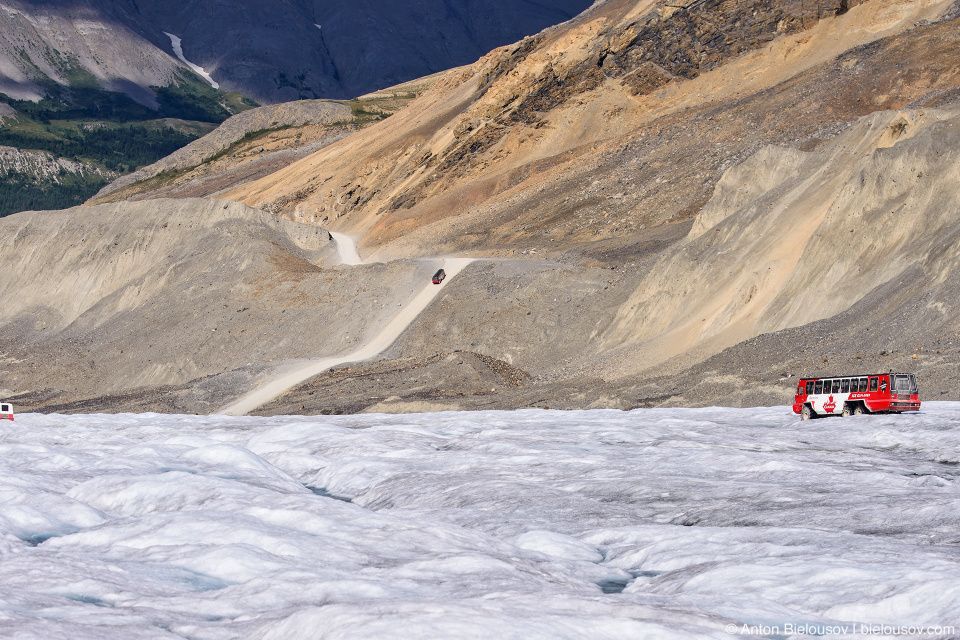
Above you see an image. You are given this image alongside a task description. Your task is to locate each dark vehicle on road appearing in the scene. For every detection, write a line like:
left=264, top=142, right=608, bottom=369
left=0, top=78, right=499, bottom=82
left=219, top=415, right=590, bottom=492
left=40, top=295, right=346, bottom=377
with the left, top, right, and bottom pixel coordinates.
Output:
left=432, top=268, right=446, bottom=284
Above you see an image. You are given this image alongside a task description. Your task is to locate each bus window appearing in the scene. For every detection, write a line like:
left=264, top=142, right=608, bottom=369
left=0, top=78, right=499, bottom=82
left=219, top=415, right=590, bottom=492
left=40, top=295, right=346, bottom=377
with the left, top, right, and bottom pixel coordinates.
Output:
left=859, top=378, right=868, bottom=392
left=815, top=380, right=823, bottom=394
left=869, top=377, right=878, bottom=391
left=909, top=374, right=918, bottom=393
left=806, top=381, right=814, bottom=395
left=832, top=380, right=841, bottom=393
left=841, top=379, right=850, bottom=393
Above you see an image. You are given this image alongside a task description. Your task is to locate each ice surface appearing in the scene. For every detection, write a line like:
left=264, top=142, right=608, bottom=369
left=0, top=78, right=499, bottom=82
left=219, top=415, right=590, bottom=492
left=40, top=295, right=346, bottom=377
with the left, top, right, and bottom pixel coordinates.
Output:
left=1, top=405, right=959, bottom=638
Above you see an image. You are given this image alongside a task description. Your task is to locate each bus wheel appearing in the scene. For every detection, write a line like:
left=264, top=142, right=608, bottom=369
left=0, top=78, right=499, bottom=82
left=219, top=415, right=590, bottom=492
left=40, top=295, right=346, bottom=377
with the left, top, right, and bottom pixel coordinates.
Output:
left=842, top=404, right=852, bottom=417
left=801, top=405, right=813, bottom=421
left=853, top=404, right=866, bottom=416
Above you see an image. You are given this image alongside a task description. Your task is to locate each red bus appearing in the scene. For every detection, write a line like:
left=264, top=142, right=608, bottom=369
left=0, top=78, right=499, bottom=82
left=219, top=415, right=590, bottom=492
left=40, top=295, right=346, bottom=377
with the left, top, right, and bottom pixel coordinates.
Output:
left=793, top=373, right=920, bottom=420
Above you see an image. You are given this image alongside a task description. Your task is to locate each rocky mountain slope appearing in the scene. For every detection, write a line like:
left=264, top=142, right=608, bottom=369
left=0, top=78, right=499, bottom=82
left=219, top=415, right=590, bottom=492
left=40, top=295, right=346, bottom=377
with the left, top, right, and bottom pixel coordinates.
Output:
left=602, top=109, right=960, bottom=373
left=0, top=145, right=112, bottom=181
left=0, top=0, right=182, bottom=104
left=89, top=100, right=353, bottom=203
left=251, top=105, right=960, bottom=414
left=1, top=0, right=592, bottom=105
left=226, top=0, right=954, bottom=247
left=87, top=80, right=439, bottom=205
left=0, top=144, right=116, bottom=214
left=0, top=0, right=258, bottom=217
left=3, top=0, right=960, bottom=413
left=0, top=0, right=585, bottom=215
left=0, top=198, right=451, bottom=412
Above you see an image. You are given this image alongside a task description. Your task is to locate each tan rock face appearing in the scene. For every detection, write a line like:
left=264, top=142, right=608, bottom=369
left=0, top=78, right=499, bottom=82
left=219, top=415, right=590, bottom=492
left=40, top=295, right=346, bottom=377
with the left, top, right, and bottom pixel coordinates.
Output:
left=222, top=0, right=956, bottom=259
left=0, top=199, right=327, bottom=333
left=602, top=108, right=960, bottom=375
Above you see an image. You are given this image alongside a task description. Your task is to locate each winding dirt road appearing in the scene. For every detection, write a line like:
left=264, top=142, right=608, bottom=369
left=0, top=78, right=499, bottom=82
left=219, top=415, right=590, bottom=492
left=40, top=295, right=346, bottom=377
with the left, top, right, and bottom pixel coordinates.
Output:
left=217, top=234, right=472, bottom=415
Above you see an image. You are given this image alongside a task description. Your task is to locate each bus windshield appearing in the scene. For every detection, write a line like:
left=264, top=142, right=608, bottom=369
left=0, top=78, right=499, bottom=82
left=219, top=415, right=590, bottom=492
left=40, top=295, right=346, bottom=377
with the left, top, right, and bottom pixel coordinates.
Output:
left=892, top=374, right=917, bottom=393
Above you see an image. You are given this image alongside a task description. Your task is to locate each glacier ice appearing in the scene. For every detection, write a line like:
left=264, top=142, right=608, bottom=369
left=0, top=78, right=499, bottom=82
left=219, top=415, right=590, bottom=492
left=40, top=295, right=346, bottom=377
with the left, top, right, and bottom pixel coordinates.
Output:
left=1, top=404, right=958, bottom=638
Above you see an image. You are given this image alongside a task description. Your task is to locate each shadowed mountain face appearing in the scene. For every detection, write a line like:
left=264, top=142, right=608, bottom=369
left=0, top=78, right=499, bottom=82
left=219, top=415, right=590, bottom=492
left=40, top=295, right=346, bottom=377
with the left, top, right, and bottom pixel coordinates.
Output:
left=5, top=0, right=593, bottom=103
left=309, top=0, right=594, bottom=97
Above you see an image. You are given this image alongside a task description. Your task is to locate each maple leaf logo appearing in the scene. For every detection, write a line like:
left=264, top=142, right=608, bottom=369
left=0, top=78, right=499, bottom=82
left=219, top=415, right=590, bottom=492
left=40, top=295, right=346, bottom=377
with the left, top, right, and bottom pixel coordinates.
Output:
left=823, top=395, right=837, bottom=412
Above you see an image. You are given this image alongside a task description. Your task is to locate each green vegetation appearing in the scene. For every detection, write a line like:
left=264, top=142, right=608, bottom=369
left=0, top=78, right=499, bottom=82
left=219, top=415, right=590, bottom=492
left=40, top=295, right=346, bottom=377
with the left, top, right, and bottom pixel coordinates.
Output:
left=99, top=124, right=300, bottom=203
left=204, top=124, right=294, bottom=164
left=0, top=125, right=196, bottom=171
left=223, top=92, right=260, bottom=113
left=0, top=117, right=195, bottom=213
left=4, top=87, right=157, bottom=123
left=0, top=70, right=260, bottom=216
left=3, top=83, right=232, bottom=125
left=50, top=52, right=100, bottom=90
left=155, top=119, right=219, bottom=138
left=96, top=164, right=197, bottom=203
left=0, top=169, right=109, bottom=217
left=153, top=72, right=235, bottom=123
left=340, top=99, right=391, bottom=125
left=2, top=66, right=259, bottom=125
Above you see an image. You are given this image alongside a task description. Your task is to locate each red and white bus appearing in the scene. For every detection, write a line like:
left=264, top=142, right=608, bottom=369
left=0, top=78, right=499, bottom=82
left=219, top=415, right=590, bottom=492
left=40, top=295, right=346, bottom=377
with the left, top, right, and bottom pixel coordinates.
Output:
left=793, top=373, right=920, bottom=420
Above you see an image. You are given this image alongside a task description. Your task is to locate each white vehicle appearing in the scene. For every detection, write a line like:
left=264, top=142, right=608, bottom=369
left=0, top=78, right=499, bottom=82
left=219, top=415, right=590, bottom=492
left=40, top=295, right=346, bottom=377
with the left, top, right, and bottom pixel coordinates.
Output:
left=1, top=403, right=13, bottom=421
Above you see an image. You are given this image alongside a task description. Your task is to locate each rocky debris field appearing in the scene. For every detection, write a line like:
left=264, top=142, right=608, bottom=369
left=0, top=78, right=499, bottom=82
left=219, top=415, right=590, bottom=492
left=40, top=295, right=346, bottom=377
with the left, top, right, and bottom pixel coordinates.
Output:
left=5, top=0, right=960, bottom=416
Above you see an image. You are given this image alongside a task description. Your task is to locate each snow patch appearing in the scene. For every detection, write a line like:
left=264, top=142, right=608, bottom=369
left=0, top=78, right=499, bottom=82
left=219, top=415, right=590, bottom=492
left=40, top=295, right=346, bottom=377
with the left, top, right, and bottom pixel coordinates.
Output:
left=163, top=32, right=219, bottom=89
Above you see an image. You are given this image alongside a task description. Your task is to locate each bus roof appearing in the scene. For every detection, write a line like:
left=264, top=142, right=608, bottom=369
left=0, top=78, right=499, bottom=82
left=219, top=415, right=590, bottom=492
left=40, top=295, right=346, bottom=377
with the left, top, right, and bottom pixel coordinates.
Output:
left=798, top=373, right=914, bottom=381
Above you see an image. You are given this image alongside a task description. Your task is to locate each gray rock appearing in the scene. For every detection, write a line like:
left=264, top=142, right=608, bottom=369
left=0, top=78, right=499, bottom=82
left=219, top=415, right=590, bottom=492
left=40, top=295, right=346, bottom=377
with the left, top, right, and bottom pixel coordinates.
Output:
left=93, top=100, right=351, bottom=199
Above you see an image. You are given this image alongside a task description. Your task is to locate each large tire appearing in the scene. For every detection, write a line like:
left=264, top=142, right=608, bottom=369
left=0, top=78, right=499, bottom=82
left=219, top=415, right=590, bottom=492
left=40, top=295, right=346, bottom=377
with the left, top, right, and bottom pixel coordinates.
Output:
left=842, top=404, right=852, bottom=418
left=801, top=405, right=813, bottom=421
left=853, top=404, right=866, bottom=416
